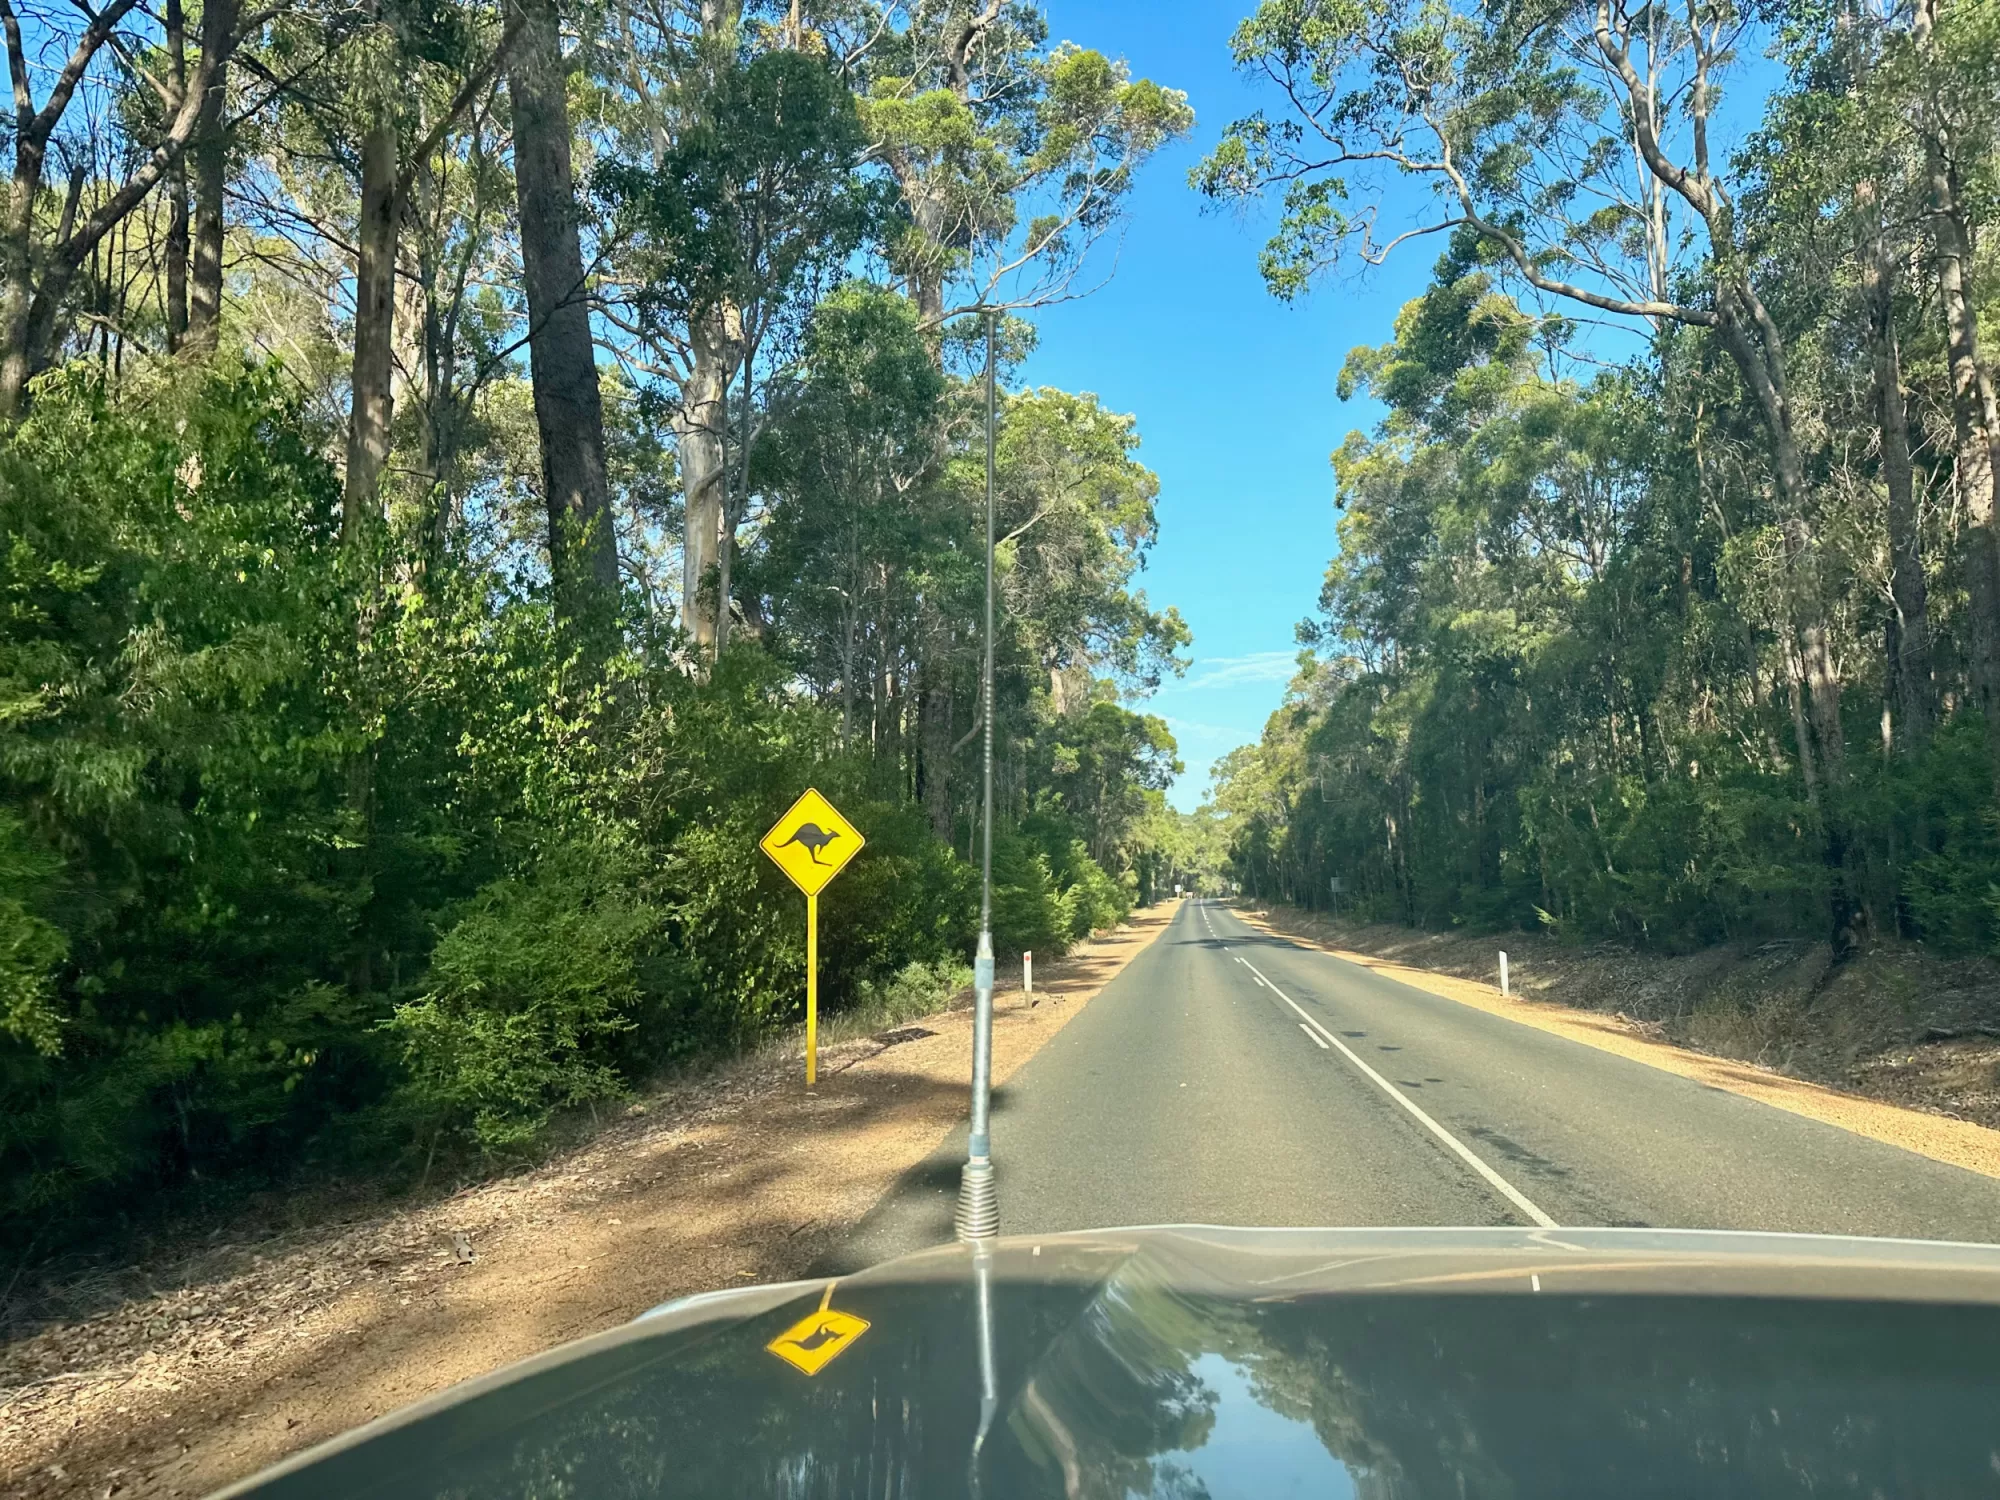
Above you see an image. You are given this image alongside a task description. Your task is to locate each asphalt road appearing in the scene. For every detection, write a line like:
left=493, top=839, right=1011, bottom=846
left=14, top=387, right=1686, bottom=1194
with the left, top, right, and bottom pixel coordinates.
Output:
left=827, top=899, right=2000, bottom=1270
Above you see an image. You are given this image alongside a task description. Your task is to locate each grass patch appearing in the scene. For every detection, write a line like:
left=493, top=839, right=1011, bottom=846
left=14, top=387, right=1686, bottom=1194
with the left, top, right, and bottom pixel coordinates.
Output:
left=824, top=960, right=974, bottom=1044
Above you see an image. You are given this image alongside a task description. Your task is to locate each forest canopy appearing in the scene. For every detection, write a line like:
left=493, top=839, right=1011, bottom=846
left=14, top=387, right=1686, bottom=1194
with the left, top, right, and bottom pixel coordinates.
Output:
left=1203, top=0, right=2000, bottom=958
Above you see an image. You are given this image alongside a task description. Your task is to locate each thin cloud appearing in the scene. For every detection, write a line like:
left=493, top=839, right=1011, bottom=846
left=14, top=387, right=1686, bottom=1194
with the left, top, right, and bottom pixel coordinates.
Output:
left=1174, top=650, right=1300, bottom=692
left=1161, top=716, right=1249, bottom=745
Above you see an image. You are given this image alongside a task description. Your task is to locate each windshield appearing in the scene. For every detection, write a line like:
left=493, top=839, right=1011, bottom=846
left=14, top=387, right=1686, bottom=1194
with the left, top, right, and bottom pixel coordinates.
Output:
left=5, top=1, right=2000, bottom=1497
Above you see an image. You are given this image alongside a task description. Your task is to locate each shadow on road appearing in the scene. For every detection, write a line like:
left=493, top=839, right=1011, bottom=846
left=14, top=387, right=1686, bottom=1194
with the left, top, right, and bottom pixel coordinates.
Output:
left=806, top=1084, right=1020, bottom=1276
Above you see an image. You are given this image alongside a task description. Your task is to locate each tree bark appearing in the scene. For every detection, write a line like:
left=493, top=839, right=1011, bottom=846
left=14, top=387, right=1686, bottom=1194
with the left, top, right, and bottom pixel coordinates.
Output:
left=344, top=119, right=398, bottom=542
left=1802, top=621, right=1845, bottom=784
left=668, top=0, right=744, bottom=650
left=1927, top=136, right=2000, bottom=760
left=713, top=347, right=754, bottom=652
left=920, top=637, right=954, bottom=840
left=0, top=0, right=226, bottom=416
left=676, top=313, right=728, bottom=647
left=0, top=150, right=46, bottom=415
left=1863, top=225, right=1933, bottom=750
left=507, top=0, right=616, bottom=628
left=164, top=0, right=188, bottom=351
left=1710, top=286, right=1846, bottom=780
left=186, top=0, right=235, bottom=347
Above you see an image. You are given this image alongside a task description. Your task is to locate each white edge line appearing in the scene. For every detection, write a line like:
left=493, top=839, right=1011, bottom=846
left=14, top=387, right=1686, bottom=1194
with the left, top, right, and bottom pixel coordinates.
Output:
left=1239, top=956, right=1560, bottom=1230
left=1299, top=1023, right=1330, bottom=1050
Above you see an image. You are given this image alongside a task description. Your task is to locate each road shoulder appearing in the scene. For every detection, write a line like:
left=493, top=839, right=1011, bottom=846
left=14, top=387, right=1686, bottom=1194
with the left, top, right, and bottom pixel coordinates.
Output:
left=1235, top=904, right=2000, bottom=1186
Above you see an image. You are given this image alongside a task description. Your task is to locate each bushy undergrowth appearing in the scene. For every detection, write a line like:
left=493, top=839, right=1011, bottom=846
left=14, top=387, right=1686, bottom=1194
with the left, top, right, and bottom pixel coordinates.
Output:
left=0, top=374, right=1146, bottom=1227
left=846, top=959, right=976, bottom=1032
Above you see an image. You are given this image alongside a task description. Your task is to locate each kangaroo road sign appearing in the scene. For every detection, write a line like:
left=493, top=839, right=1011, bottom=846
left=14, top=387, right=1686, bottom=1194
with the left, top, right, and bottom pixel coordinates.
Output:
left=761, top=789, right=865, bottom=1086
left=761, top=788, right=864, bottom=897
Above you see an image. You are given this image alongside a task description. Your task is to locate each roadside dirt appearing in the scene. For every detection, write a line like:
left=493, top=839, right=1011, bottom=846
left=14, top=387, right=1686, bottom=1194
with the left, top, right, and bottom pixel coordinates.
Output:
left=1241, top=903, right=2000, bottom=1172
left=0, top=903, right=1177, bottom=1500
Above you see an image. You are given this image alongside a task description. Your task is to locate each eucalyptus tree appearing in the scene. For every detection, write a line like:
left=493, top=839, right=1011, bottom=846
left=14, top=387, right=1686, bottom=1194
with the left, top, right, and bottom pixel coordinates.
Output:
left=752, top=281, right=948, bottom=745
left=599, top=3, right=1191, bottom=651
left=990, top=386, right=1189, bottom=705
left=1903, top=0, right=2000, bottom=747
left=1743, top=26, right=1938, bottom=754
left=336, top=1, right=522, bottom=549
left=1195, top=0, right=1852, bottom=785
left=593, top=0, right=741, bottom=654
left=0, top=0, right=270, bottom=416
left=1029, top=693, right=1180, bottom=869
left=839, top=0, right=1194, bottom=327
left=508, top=0, right=617, bottom=632
left=821, top=1, right=1195, bottom=834
left=602, top=45, right=882, bottom=651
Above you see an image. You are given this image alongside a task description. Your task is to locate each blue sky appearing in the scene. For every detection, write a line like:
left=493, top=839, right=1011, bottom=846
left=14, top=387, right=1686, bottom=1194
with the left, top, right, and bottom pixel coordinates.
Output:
left=1017, top=0, right=1436, bottom=810
left=1014, top=1, right=1780, bottom=810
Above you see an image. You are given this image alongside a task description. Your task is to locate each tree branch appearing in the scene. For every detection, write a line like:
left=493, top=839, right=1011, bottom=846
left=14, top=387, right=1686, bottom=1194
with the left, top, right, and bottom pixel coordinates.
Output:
left=396, top=11, right=524, bottom=201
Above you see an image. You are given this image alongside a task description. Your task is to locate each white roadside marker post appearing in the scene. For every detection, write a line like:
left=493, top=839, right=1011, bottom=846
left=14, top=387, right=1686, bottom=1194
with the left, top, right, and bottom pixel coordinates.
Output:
left=1499, top=951, right=1510, bottom=997
left=1022, top=951, right=1032, bottom=1000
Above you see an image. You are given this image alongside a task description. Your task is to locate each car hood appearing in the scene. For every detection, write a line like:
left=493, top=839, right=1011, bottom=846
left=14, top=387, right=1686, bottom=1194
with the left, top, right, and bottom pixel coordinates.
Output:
left=214, top=1225, right=2000, bottom=1498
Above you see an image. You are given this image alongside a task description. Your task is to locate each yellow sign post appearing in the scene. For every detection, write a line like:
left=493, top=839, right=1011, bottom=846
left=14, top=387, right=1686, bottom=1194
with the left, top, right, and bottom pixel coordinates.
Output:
left=760, top=788, right=864, bottom=1085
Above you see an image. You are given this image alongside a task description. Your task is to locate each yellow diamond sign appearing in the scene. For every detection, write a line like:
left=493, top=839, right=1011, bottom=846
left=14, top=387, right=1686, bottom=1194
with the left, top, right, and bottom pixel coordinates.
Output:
left=766, top=1306, right=871, bottom=1376
left=760, top=788, right=864, bottom=897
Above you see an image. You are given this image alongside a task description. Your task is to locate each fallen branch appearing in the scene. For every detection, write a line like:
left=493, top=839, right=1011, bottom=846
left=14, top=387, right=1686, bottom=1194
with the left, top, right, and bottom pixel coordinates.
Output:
left=0, top=1365, right=132, bottom=1399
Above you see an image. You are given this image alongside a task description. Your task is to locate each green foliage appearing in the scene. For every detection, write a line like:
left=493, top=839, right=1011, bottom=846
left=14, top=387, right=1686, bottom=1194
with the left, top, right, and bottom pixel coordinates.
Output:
left=602, top=51, right=884, bottom=344
left=990, top=829, right=1070, bottom=959
left=1048, top=833, right=1129, bottom=941
left=0, top=811, right=65, bottom=1054
left=851, top=13, right=1192, bottom=313
left=0, top=0, right=1204, bottom=1248
left=994, top=390, right=1191, bottom=694
left=0, top=368, right=366, bottom=1225
left=1216, top=255, right=2000, bottom=955
left=850, top=959, right=974, bottom=1031
left=0, top=348, right=1181, bottom=1238
left=989, top=816, right=1133, bottom=957
left=385, top=839, right=652, bottom=1152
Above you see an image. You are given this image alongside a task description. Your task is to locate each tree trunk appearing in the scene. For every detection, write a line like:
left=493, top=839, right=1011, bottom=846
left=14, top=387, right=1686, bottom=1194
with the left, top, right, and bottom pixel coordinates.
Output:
left=714, top=496, right=736, bottom=650
left=909, top=191, right=946, bottom=328
left=0, top=113, right=57, bottom=419
left=341, top=104, right=397, bottom=998
left=1927, top=136, right=2000, bottom=767
left=0, top=1, right=224, bottom=418
left=1712, top=286, right=1847, bottom=779
left=668, top=0, right=745, bottom=650
left=920, top=647, right=954, bottom=840
left=345, top=119, right=399, bottom=541
left=1785, top=656, right=1820, bottom=808
left=839, top=609, right=857, bottom=746
left=507, top=0, right=617, bottom=629
left=164, top=0, right=189, bottom=352
left=1863, top=230, right=1932, bottom=750
left=186, top=0, right=235, bottom=347
left=676, top=313, right=729, bottom=648
left=713, top=349, right=755, bottom=652
left=1802, top=622, right=1845, bottom=784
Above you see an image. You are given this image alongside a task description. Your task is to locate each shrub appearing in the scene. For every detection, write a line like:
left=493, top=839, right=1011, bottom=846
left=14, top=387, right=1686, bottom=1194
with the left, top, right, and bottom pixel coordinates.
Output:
left=385, top=839, right=654, bottom=1153
left=849, top=959, right=974, bottom=1028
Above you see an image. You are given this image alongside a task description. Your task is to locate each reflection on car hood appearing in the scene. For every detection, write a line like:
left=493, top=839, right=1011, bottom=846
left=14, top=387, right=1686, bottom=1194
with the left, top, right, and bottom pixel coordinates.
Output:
left=214, top=1226, right=2000, bottom=1498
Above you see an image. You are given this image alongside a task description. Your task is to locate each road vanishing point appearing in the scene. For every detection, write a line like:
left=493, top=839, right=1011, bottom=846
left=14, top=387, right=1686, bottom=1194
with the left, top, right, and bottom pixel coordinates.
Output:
left=831, top=899, right=2000, bottom=1268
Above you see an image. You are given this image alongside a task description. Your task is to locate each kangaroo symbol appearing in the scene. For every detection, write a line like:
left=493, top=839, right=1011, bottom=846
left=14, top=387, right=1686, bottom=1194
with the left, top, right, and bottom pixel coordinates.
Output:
left=783, top=1319, right=847, bottom=1354
left=778, top=822, right=842, bottom=866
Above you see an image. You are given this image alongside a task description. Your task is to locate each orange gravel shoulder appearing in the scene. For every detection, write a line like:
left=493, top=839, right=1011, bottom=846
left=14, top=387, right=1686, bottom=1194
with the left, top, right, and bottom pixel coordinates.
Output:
left=1237, top=905, right=2000, bottom=1186
left=0, top=903, right=1179, bottom=1500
